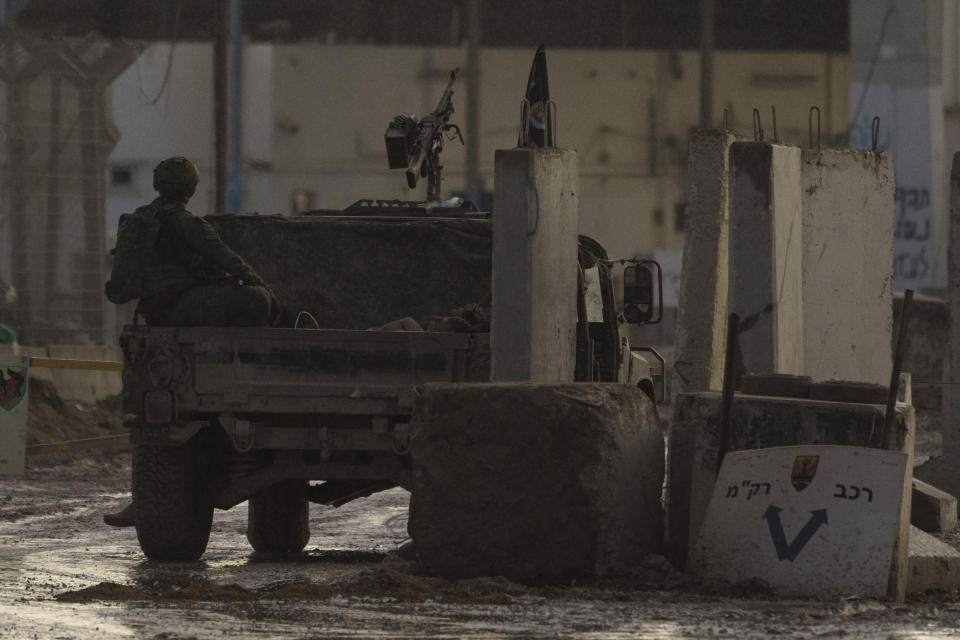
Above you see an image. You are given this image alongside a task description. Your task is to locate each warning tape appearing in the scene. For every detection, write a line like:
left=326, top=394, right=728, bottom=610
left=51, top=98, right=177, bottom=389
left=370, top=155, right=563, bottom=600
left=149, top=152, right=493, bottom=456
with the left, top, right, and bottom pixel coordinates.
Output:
left=30, top=357, right=122, bottom=372
left=26, top=433, right=130, bottom=457
left=21, top=358, right=126, bottom=456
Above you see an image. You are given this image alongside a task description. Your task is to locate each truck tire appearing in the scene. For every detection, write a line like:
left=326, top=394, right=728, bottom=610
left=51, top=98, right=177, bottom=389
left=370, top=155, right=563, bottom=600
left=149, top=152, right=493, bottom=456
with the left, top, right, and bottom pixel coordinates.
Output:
left=247, top=480, right=310, bottom=553
left=132, top=441, right=213, bottom=561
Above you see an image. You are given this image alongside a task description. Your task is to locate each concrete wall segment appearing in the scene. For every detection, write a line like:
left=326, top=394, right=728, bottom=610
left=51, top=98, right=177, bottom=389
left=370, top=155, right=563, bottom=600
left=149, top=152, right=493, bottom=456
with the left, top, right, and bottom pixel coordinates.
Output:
left=728, top=142, right=804, bottom=379
left=672, top=129, right=737, bottom=399
left=670, top=390, right=915, bottom=596
left=799, top=148, right=894, bottom=386
left=769, top=147, right=804, bottom=374
left=491, top=148, right=579, bottom=382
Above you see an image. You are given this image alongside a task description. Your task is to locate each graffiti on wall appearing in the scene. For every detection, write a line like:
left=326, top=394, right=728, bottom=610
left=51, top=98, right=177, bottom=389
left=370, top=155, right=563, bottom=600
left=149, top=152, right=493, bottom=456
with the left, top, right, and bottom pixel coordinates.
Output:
left=893, top=186, right=932, bottom=285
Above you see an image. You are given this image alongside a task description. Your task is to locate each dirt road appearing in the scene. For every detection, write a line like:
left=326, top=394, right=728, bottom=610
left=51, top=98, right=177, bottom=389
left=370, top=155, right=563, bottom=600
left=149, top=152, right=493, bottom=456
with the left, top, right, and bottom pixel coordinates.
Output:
left=2, top=450, right=960, bottom=639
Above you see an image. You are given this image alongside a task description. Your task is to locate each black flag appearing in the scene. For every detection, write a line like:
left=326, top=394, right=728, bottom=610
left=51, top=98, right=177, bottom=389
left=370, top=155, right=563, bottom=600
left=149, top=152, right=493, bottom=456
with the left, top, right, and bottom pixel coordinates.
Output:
left=518, top=44, right=552, bottom=148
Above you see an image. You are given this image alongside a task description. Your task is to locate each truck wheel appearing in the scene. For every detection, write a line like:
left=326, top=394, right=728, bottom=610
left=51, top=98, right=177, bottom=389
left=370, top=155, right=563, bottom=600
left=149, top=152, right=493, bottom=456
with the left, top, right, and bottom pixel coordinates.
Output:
left=132, top=441, right=213, bottom=561
left=247, top=480, right=310, bottom=553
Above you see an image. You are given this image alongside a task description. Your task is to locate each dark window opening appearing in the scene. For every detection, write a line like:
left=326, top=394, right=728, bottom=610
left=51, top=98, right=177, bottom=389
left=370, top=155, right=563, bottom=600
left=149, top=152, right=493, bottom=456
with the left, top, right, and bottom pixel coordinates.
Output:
left=111, top=167, right=134, bottom=187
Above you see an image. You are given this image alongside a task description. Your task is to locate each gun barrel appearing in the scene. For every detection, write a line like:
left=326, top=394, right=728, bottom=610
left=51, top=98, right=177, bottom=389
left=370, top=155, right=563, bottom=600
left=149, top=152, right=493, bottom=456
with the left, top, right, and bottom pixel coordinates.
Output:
left=392, top=66, right=461, bottom=198
left=433, top=67, right=460, bottom=112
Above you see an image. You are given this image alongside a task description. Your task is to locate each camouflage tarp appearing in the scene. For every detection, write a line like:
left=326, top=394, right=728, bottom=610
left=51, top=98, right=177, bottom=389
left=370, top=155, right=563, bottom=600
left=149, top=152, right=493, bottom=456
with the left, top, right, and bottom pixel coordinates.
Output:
left=205, top=214, right=492, bottom=330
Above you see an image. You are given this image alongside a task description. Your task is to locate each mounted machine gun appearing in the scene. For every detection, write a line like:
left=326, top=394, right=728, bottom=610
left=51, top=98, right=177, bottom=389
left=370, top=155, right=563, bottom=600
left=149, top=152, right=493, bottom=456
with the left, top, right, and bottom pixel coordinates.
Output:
left=384, top=68, right=463, bottom=202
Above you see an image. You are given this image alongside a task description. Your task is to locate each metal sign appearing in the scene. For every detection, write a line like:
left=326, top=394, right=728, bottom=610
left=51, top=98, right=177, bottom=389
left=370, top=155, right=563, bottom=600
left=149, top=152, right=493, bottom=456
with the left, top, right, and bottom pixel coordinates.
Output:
left=0, top=354, right=29, bottom=475
left=693, top=445, right=907, bottom=598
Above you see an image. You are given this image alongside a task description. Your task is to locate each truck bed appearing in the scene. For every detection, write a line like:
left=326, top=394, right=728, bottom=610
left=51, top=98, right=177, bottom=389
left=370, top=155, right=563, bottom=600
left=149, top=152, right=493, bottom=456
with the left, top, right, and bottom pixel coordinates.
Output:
left=121, top=326, right=485, bottom=418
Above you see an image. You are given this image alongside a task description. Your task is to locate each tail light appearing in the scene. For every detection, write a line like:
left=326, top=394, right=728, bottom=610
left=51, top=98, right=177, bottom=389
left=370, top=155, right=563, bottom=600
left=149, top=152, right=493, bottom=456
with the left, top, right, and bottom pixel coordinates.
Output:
left=123, top=371, right=141, bottom=388
left=144, top=391, right=175, bottom=425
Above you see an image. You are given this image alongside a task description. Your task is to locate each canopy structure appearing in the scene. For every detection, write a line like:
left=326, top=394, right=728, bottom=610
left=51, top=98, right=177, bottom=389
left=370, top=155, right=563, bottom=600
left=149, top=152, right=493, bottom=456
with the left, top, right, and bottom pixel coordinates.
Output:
left=11, top=0, right=324, bottom=41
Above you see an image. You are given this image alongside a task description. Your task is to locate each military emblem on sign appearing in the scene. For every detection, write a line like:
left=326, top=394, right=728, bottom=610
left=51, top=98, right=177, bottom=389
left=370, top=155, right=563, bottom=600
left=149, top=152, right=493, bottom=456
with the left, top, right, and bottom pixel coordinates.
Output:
left=791, top=455, right=820, bottom=491
left=0, top=367, right=26, bottom=412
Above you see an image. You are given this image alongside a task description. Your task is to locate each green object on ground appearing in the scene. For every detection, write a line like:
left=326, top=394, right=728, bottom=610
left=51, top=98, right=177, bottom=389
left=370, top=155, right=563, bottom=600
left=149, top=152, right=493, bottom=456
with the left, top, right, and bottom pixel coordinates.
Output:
left=0, top=323, right=16, bottom=344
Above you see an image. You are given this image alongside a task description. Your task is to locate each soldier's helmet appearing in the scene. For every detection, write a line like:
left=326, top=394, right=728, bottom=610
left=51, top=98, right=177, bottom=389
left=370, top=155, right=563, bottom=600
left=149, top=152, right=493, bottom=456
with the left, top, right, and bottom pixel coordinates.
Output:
left=153, top=156, right=199, bottom=199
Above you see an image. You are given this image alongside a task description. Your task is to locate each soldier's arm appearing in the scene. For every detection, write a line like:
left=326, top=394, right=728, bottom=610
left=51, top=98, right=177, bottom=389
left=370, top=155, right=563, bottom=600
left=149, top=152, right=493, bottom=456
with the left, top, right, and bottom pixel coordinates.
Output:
left=180, top=215, right=265, bottom=286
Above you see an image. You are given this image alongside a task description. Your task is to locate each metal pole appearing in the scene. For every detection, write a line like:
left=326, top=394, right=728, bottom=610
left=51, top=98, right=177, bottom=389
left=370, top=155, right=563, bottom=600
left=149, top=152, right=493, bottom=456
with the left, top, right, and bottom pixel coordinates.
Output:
left=226, top=0, right=243, bottom=213
left=214, top=0, right=228, bottom=214
left=79, top=86, right=107, bottom=344
left=881, top=289, right=913, bottom=448
left=717, top=312, right=739, bottom=471
left=6, top=61, right=29, bottom=337
left=699, top=0, right=715, bottom=129
left=465, top=0, right=481, bottom=201
left=44, top=76, right=63, bottom=320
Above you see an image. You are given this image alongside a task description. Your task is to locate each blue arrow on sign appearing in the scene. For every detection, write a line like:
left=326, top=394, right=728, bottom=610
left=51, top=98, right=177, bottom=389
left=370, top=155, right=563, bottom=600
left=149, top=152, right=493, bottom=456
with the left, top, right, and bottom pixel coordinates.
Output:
left=762, top=505, right=829, bottom=561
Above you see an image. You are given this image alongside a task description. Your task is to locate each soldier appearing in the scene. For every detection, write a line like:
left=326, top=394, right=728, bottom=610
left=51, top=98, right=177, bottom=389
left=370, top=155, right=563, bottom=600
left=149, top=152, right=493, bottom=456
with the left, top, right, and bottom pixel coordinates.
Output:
left=103, top=156, right=279, bottom=527
left=106, top=156, right=277, bottom=327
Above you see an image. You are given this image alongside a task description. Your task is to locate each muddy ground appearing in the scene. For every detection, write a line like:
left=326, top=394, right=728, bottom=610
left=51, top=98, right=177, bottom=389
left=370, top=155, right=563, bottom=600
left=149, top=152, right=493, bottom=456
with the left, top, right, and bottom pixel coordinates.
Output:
left=4, top=383, right=960, bottom=638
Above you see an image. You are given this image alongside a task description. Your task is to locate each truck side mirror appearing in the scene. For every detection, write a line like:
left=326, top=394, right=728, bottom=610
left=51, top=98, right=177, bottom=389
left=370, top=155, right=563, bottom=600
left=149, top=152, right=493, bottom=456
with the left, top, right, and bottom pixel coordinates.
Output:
left=623, top=261, right=662, bottom=325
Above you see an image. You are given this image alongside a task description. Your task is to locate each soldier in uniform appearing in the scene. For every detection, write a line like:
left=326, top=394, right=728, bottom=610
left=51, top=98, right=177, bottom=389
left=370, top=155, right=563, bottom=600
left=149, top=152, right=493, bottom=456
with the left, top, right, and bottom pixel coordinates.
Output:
left=103, top=156, right=279, bottom=527
left=106, top=156, right=277, bottom=327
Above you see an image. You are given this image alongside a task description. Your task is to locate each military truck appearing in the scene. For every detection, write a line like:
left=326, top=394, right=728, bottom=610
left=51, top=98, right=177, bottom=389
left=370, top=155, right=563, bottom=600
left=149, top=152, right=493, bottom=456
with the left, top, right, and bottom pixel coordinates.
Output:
left=119, top=70, right=662, bottom=560
left=118, top=199, right=662, bottom=560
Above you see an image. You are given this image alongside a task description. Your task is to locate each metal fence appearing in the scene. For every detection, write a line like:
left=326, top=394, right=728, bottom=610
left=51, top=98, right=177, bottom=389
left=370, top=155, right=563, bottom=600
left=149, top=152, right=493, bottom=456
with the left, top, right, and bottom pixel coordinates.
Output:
left=0, top=31, right=139, bottom=345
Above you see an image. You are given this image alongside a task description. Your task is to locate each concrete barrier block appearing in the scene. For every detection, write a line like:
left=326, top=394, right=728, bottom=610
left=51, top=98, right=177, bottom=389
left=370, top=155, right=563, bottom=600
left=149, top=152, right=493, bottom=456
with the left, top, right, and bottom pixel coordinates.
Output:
left=908, top=526, right=960, bottom=593
left=491, top=148, right=579, bottom=383
left=670, top=391, right=915, bottom=584
left=912, top=479, right=958, bottom=532
left=673, top=129, right=738, bottom=399
left=694, top=445, right=908, bottom=599
left=895, top=293, right=946, bottom=414
left=800, top=149, right=894, bottom=386
left=409, top=382, right=664, bottom=583
left=729, top=142, right=804, bottom=378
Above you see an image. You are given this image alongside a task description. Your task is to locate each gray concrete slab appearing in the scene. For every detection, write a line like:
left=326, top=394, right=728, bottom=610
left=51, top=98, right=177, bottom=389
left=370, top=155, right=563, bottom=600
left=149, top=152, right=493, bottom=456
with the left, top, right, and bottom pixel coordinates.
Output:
left=799, top=149, right=894, bottom=386
left=908, top=525, right=960, bottom=593
left=672, top=129, right=738, bottom=399
left=728, top=142, right=804, bottom=380
left=491, top=148, right=579, bottom=382
left=912, top=478, right=958, bottom=533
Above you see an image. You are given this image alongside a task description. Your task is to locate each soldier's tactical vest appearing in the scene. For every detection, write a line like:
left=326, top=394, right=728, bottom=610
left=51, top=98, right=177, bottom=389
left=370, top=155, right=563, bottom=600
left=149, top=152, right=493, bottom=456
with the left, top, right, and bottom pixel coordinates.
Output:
left=104, top=202, right=163, bottom=304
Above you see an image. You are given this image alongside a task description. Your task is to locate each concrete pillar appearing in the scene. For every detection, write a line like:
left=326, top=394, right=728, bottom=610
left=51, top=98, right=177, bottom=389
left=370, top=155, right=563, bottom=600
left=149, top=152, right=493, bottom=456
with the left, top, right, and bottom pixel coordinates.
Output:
left=799, top=149, right=894, bottom=385
left=728, top=142, right=804, bottom=379
left=672, top=129, right=737, bottom=399
left=491, top=148, right=579, bottom=382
